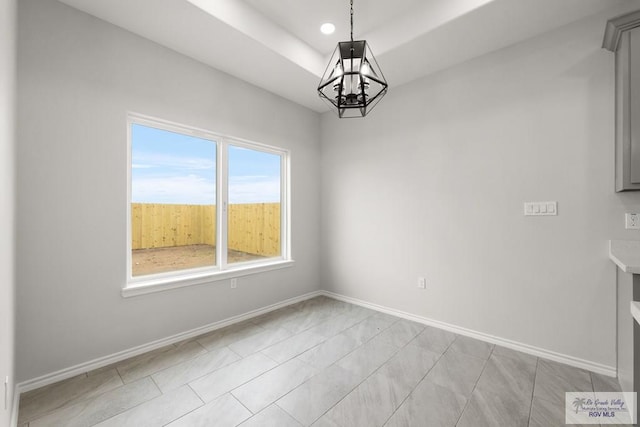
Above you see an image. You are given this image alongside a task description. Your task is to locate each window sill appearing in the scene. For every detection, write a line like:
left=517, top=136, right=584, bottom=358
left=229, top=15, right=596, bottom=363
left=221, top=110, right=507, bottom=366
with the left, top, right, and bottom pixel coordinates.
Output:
left=122, top=260, right=295, bottom=298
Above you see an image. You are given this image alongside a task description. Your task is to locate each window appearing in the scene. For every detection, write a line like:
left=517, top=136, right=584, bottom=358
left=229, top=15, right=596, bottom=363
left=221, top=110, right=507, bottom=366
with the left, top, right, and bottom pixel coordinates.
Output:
left=227, top=145, right=282, bottom=263
left=126, top=114, right=291, bottom=295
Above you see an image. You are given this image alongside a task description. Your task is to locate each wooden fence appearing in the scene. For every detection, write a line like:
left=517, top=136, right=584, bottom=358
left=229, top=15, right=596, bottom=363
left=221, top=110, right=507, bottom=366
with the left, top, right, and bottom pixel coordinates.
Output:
left=131, top=203, right=280, bottom=256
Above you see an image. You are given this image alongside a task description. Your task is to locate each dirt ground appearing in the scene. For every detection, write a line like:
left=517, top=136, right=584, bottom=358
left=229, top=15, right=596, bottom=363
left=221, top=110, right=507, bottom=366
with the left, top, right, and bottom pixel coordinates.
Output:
left=132, top=244, right=265, bottom=276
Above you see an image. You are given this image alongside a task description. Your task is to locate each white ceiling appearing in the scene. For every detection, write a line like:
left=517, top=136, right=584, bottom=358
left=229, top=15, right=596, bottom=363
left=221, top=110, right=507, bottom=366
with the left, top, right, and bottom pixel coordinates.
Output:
left=242, top=0, right=425, bottom=55
left=58, top=0, right=639, bottom=113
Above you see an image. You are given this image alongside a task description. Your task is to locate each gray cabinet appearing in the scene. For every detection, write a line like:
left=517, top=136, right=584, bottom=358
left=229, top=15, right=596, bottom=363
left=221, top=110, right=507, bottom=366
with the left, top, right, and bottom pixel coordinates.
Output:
left=604, top=11, right=640, bottom=191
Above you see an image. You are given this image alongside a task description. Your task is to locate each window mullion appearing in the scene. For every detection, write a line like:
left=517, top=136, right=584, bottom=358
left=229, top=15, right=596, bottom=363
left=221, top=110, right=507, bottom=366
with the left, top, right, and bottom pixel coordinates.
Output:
left=218, top=140, right=229, bottom=270
left=281, top=154, right=289, bottom=260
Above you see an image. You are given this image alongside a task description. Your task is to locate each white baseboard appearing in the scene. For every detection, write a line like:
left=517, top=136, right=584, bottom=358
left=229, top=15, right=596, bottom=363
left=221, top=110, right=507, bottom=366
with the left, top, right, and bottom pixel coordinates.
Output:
left=321, top=290, right=617, bottom=378
left=16, top=290, right=322, bottom=395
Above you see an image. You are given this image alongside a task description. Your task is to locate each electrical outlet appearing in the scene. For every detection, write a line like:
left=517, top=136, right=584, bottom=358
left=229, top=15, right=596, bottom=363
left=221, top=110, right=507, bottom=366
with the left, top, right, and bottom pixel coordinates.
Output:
left=417, top=277, right=426, bottom=289
left=626, top=213, right=640, bottom=230
left=230, top=278, right=237, bottom=289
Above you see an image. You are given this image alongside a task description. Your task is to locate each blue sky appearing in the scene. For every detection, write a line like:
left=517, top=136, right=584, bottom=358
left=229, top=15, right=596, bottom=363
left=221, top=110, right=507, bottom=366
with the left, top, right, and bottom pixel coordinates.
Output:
left=131, top=124, right=281, bottom=204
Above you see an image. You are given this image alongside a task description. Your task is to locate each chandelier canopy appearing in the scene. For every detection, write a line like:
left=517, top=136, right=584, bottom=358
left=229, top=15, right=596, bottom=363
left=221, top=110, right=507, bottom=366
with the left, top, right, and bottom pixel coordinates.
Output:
left=317, top=0, right=388, bottom=118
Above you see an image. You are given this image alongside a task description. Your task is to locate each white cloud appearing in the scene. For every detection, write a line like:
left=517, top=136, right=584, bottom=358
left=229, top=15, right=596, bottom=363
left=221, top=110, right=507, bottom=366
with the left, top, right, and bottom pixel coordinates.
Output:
left=132, top=173, right=280, bottom=205
left=132, top=151, right=215, bottom=170
left=132, top=174, right=215, bottom=205
left=231, top=175, right=269, bottom=181
left=229, top=176, right=280, bottom=204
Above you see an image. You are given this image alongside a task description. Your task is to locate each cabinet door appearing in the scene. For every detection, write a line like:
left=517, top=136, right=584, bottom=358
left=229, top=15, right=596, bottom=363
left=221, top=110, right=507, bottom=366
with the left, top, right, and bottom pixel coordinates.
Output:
left=632, top=27, right=640, bottom=183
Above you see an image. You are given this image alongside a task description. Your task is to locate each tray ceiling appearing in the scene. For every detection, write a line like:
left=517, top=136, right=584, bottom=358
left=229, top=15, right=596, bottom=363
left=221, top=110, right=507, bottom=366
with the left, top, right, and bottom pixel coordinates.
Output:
left=58, top=0, right=638, bottom=112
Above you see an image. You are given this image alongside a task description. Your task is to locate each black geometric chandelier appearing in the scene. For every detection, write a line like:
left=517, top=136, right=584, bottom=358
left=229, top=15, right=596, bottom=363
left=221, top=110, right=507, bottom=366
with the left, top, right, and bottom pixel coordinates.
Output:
left=317, top=0, right=388, bottom=118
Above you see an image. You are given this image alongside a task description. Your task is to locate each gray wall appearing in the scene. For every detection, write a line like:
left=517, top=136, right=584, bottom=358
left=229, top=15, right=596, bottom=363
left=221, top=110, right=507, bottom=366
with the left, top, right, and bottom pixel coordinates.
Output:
left=16, top=0, right=321, bottom=382
left=320, top=11, right=640, bottom=369
left=0, top=0, right=16, bottom=422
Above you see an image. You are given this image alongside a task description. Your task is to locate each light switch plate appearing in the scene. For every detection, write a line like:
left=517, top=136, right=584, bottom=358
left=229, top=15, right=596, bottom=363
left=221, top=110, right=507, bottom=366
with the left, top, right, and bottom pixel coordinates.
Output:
left=524, top=201, right=558, bottom=216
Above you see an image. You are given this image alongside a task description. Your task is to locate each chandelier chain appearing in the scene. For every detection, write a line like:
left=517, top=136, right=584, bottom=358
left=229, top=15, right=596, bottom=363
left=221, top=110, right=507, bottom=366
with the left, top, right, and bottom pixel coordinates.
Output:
left=350, top=0, right=354, bottom=42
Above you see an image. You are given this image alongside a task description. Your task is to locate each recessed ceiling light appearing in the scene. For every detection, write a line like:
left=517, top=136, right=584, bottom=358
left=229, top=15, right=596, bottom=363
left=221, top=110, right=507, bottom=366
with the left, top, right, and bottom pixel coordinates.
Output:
left=320, top=23, right=335, bottom=35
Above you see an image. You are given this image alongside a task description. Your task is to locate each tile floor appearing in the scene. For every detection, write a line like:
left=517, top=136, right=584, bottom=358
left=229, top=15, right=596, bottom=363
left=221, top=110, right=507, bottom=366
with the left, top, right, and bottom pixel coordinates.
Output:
left=18, top=296, right=625, bottom=426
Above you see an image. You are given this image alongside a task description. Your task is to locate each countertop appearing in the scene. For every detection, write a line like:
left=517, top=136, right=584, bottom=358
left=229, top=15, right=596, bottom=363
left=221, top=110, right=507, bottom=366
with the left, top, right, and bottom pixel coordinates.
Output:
left=609, top=240, right=640, bottom=274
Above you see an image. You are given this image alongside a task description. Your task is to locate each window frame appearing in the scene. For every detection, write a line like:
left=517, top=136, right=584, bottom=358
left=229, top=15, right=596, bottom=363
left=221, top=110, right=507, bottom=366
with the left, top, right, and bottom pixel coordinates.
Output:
left=124, top=113, right=292, bottom=297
